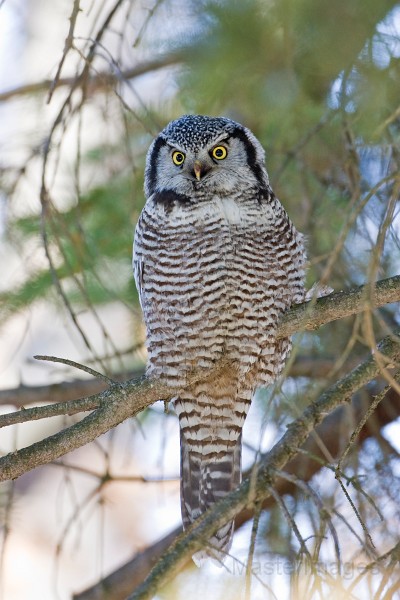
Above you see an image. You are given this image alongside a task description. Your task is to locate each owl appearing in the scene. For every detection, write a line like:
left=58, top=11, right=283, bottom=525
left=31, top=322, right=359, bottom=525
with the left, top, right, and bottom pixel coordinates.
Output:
left=133, top=115, right=306, bottom=564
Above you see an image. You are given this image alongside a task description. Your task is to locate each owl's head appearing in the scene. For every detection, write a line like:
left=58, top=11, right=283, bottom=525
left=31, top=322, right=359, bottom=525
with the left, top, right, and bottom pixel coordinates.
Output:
left=144, top=115, right=270, bottom=199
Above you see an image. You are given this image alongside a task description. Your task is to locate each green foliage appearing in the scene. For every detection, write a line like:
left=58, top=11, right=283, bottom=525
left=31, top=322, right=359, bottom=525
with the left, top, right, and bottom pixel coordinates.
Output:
left=2, top=170, right=143, bottom=322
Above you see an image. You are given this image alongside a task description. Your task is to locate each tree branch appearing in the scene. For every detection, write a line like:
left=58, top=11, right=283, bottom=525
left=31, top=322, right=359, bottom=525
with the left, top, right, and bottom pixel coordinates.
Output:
left=0, top=377, right=169, bottom=482
left=0, top=356, right=338, bottom=410
left=0, top=54, right=182, bottom=103
left=0, top=276, right=399, bottom=482
left=125, top=332, right=400, bottom=600
left=0, top=395, right=99, bottom=429
left=0, top=368, right=143, bottom=408
left=278, top=274, right=400, bottom=338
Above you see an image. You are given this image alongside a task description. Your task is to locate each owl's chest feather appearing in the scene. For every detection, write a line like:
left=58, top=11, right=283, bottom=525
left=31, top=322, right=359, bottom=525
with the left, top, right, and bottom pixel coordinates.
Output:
left=159, top=194, right=273, bottom=235
left=141, top=196, right=283, bottom=281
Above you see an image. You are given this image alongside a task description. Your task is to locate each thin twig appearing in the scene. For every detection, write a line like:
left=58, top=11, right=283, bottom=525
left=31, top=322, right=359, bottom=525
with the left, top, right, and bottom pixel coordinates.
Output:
left=334, top=475, right=375, bottom=550
left=347, top=542, right=400, bottom=594
left=47, top=0, right=81, bottom=103
left=244, top=499, right=262, bottom=600
left=33, top=354, right=116, bottom=385
left=269, top=486, right=312, bottom=561
left=273, top=469, right=341, bottom=574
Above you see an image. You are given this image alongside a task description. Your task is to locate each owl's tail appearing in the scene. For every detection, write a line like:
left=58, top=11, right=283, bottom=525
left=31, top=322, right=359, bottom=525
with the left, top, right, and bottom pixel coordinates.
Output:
left=176, top=391, right=247, bottom=566
left=179, top=428, right=242, bottom=565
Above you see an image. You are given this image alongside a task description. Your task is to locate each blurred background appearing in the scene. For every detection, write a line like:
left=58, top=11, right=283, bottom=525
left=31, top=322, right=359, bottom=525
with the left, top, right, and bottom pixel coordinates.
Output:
left=0, top=1, right=400, bottom=599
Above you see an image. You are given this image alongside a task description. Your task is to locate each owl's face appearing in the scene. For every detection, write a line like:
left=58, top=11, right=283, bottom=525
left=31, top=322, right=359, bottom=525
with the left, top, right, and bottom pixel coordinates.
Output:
left=144, top=115, right=270, bottom=200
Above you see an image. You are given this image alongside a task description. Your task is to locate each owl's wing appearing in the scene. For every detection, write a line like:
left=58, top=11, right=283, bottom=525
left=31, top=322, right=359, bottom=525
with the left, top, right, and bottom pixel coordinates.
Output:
left=133, top=257, right=144, bottom=309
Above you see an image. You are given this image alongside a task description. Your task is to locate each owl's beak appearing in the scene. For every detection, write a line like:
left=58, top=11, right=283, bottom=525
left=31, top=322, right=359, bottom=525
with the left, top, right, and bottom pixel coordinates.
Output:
left=192, top=160, right=210, bottom=181
left=193, top=160, right=203, bottom=181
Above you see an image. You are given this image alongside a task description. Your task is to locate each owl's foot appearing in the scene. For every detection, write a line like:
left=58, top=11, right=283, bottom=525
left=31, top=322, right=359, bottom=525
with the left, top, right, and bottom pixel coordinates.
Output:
left=305, top=282, right=334, bottom=301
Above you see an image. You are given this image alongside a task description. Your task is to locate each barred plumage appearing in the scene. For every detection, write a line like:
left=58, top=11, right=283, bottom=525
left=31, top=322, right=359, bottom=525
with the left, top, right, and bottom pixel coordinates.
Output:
left=133, top=115, right=306, bottom=564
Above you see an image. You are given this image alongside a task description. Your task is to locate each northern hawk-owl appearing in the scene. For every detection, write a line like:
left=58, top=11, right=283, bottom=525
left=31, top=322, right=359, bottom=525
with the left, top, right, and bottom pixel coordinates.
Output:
left=133, top=115, right=306, bottom=563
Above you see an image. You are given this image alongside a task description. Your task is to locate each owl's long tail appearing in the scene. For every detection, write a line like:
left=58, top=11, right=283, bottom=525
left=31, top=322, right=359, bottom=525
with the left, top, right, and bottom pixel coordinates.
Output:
left=175, top=387, right=249, bottom=566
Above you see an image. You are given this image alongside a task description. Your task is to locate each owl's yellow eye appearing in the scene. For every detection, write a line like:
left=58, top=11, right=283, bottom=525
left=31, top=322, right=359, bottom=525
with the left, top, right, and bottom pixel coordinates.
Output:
left=172, top=151, right=185, bottom=166
left=211, top=145, right=228, bottom=160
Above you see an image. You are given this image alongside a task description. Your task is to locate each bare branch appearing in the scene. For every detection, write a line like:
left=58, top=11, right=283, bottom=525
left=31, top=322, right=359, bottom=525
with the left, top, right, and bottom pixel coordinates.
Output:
left=336, top=373, right=400, bottom=471
left=0, top=376, right=163, bottom=482
left=47, top=0, right=81, bottom=103
left=34, top=354, right=116, bottom=385
left=0, top=54, right=182, bottom=103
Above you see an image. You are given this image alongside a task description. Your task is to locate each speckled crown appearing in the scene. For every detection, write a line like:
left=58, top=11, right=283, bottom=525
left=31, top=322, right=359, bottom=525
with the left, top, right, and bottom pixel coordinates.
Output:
left=160, top=115, right=241, bottom=152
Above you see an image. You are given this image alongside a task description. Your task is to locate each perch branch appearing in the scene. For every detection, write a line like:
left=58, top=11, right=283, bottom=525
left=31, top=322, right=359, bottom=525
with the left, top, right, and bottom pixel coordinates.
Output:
left=278, top=274, right=400, bottom=338
left=0, top=358, right=338, bottom=409
left=0, top=276, right=399, bottom=482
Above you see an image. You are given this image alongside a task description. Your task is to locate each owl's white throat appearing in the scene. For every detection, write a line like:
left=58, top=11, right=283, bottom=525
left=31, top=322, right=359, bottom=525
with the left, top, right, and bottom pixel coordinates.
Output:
left=215, top=196, right=242, bottom=225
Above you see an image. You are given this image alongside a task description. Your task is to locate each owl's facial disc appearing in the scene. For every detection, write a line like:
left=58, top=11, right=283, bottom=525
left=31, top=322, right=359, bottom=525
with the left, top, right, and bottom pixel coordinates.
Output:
left=144, top=115, right=271, bottom=198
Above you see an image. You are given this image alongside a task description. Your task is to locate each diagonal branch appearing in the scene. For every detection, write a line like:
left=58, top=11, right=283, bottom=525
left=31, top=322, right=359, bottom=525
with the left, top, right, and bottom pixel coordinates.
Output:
left=75, top=381, right=400, bottom=600
left=0, top=377, right=168, bottom=482
left=0, top=276, right=399, bottom=483
left=0, top=395, right=100, bottom=429
left=125, top=332, right=400, bottom=600
left=0, top=54, right=182, bottom=103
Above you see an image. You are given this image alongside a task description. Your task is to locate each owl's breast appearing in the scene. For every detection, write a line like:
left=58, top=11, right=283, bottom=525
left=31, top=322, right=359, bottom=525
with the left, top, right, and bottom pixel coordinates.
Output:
left=134, top=193, right=304, bottom=382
